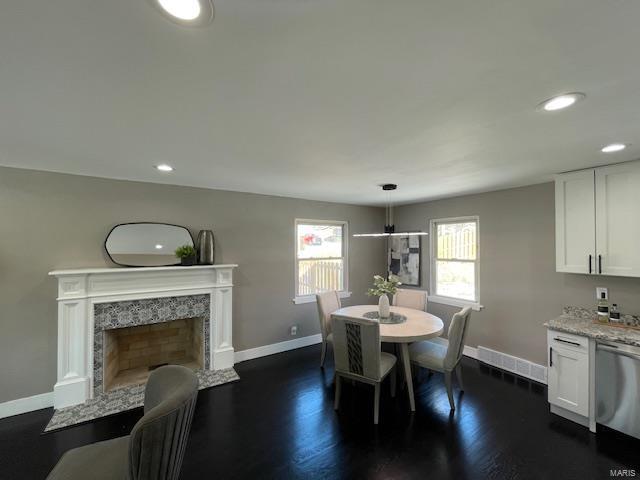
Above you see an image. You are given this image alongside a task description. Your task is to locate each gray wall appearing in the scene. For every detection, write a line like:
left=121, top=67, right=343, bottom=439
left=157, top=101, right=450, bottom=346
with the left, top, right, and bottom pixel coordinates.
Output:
left=395, top=182, right=640, bottom=366
left=0, top=167, right=385, bottom=403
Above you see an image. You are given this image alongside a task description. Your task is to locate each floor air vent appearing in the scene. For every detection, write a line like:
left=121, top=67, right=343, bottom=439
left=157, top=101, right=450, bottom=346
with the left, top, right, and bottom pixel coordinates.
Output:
left=476, top=346, right=547, bottom=384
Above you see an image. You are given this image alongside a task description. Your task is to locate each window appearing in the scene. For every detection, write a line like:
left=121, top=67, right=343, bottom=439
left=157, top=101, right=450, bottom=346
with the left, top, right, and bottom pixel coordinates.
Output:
left=294, top=219, right=349, bottom=303
left=430, top=217, right=480, bottom=308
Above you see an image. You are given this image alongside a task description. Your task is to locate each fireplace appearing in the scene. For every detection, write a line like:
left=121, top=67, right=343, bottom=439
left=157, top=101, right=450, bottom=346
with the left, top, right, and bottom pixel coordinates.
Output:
left=93, top=293, right=212, bottom=397
left=49, top=265, right=237, bottom=409
left=103, top=317, right=204, bottom=392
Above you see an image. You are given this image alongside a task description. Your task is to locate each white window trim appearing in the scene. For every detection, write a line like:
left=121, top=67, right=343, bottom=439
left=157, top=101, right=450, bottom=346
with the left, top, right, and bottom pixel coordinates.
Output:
left=293, top=218, right=350, bottom=305
left=293, top=290, right=352, bottom=305
left=428, top=216, right=483, bottom=312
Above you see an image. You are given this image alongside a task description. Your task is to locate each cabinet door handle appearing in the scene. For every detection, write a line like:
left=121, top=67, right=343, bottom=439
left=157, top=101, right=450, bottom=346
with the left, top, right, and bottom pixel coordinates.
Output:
left=598, top=255, right=602, bottom=274
left=549, top=347, right=553, bottom=367
left=553, top=337, right=581, bottom=347
left=588, top=254, right=592, bottom=274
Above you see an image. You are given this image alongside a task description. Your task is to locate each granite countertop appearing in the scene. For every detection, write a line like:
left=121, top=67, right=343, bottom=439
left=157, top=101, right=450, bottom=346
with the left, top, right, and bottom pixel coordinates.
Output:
left=545, top=307, right=640, bottom=348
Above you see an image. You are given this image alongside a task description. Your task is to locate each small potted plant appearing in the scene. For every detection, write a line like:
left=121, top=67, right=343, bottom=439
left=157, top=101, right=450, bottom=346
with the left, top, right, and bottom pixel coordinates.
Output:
left=175, top=245, right=197, bottom=266
left=367, top=274, right=402, bottom=318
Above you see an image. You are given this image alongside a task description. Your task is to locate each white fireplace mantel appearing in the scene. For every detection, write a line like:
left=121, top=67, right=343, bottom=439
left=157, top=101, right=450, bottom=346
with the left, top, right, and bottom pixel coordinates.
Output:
left=49, top=264, right=237, bottom=409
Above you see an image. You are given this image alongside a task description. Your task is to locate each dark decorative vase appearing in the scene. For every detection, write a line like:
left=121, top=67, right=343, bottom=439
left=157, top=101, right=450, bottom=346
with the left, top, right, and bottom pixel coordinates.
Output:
left=181, top=254, right=197, bottom=266
left=196, top=230, right=215, bottom=265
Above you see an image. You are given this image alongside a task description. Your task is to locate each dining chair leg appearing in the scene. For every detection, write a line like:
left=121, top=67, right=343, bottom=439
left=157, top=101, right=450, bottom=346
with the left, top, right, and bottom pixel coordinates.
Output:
left=444, top=371, right=455, bottom=411
left=396, top=345, right=405, bottom=390
left=334, top=374, right=342, bottom=410
left=390, top=367, right=396, bottom=398
left=456, top=364, right=464, bottom=391
left=320, top=340, right=327, bottom=368
left=373, top=383, right=380, bottom=424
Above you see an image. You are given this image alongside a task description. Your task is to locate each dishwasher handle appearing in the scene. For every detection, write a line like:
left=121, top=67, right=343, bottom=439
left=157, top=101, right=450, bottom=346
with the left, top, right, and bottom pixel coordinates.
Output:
left=597, top=344, right=640, bottom=361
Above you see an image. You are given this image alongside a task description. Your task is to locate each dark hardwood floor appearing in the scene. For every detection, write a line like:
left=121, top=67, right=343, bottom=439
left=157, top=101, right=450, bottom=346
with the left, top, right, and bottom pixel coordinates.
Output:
left=1, top=344, right=639, bottom=479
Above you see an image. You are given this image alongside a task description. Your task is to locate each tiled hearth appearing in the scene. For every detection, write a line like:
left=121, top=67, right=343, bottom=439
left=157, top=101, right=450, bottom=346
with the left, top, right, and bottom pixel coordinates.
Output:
left=45, top=368, right=239, bottom=432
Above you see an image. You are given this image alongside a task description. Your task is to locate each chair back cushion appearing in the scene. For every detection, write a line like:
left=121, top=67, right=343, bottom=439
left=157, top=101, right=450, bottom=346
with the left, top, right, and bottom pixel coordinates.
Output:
left=392, top=289, right=428, bottom=311
left=316, top=291, right=341, bottom=338
left=128, top=365, right=199, bottom=480
left=331, top=314, right=382, bottom=381
left=444, top=307, right=472, bottom=370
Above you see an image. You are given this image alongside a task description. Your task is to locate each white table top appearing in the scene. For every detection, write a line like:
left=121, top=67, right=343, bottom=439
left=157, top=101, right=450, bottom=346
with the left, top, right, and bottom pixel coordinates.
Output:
left=332, top=305, right=444, bottom=343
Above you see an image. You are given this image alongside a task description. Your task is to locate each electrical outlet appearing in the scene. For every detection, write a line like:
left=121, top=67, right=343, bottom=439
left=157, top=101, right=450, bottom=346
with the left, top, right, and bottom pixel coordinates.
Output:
left=290, top=325, right=298, bottom=336
left=596, top=287, right=608, bottom=300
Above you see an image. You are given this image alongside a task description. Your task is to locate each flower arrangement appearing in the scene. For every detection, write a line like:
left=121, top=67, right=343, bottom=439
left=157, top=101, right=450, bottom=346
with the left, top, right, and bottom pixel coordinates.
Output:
left=367, top=274, right=402, bottom=297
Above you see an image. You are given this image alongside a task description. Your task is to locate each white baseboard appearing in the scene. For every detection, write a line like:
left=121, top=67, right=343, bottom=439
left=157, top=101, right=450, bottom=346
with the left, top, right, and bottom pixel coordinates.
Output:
left=235, top=333, right=322, bottom=363
left=0, top=335, right=323, bottom=420
left=0, top=339, right=541, bottom=420
left=471, top=345, right=548, bottom=385
left=0, top=391, right=53, bottom=420
left=463, top=345, right=478, bottom=359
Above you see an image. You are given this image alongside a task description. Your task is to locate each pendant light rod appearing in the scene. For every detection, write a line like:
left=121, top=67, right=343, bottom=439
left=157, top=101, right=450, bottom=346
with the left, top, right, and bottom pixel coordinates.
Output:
left=353, top=183, right=428, bottom=237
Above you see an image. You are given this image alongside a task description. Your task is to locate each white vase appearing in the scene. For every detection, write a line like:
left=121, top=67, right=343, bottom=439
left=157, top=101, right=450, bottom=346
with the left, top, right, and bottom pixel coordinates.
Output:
left=378, top=294, right=390, bottom=318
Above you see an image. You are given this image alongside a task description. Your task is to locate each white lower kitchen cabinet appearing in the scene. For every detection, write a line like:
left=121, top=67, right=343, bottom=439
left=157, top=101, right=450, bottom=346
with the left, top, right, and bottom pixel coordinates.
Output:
left=547, top=330, right=595, bottom=429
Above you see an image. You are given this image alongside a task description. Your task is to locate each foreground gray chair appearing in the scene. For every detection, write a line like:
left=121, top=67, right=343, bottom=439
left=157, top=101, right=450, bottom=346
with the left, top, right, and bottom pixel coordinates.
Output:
left=47, top=365, right=199, bottom=480
left=408, top=307, right=472, bottom=410
left=332, top=314, right=396, bottom=424
left=316, top=290, right=341, bottom=368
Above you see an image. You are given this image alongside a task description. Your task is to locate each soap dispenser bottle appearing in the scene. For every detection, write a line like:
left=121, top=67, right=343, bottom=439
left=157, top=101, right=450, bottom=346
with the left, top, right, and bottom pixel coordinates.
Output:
left=609, top=304, right=621, bottom=324
left=597, top=292, right=609, bottom=323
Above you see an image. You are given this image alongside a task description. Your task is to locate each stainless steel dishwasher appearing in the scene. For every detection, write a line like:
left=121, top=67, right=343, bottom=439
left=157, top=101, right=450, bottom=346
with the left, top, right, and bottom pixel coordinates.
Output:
left=596, top=340, right=640, bottom=439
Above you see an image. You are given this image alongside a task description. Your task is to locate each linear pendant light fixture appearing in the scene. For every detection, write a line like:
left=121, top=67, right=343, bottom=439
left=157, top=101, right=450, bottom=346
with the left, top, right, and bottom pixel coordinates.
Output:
left=353, top=184, right=428, bottom=238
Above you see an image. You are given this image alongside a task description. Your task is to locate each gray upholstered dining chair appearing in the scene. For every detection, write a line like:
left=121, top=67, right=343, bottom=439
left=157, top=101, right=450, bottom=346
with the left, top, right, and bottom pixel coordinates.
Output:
left=47, top=365, right=199, bottom=480
left=408, top=307, right=472, bottom=410
left=392, top=288, right=428, bottom=311
left=332, top=314, right=397, bottom=424
left=316, top=290, right=341, bottom=368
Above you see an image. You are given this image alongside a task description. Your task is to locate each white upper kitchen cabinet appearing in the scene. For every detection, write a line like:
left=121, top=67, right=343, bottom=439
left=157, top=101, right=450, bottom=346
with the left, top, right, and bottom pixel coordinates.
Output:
left=595, top=161, right=640, bottom=277
left=555, top=169, right=596, bottom=274
left=556, top=160, right=640, bottom=278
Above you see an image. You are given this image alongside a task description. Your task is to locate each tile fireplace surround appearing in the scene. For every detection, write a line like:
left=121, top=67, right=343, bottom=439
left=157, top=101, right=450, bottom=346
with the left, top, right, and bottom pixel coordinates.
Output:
left=49, top=265, right=237, bottom=409
left=93, top=294, right=210, bottom=396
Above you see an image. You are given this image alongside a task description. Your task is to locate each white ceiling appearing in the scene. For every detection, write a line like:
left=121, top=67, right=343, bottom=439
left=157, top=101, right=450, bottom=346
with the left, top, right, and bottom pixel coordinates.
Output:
left=1, top=0, right=640, bottom=206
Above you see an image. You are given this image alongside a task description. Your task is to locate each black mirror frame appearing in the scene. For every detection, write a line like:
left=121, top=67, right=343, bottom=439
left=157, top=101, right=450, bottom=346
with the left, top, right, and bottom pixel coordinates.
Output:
left=104, top=222, right=195, bottom=267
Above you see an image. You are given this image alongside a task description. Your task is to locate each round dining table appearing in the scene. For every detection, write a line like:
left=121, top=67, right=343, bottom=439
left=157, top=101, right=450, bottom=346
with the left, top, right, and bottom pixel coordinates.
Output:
left=331, top=305, right=444, bottom=411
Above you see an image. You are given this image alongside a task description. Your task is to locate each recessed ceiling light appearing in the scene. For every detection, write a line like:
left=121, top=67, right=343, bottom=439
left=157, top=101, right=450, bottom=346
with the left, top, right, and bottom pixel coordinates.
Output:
left=150, top=0, right=214, bottom=26
left=155, top=164, right=174, bottom=172
left=601, top=143, right=627, bottom=153
left=539, top=93, right=586, bottom=112
left=157, top=0, right=200, bottom=20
